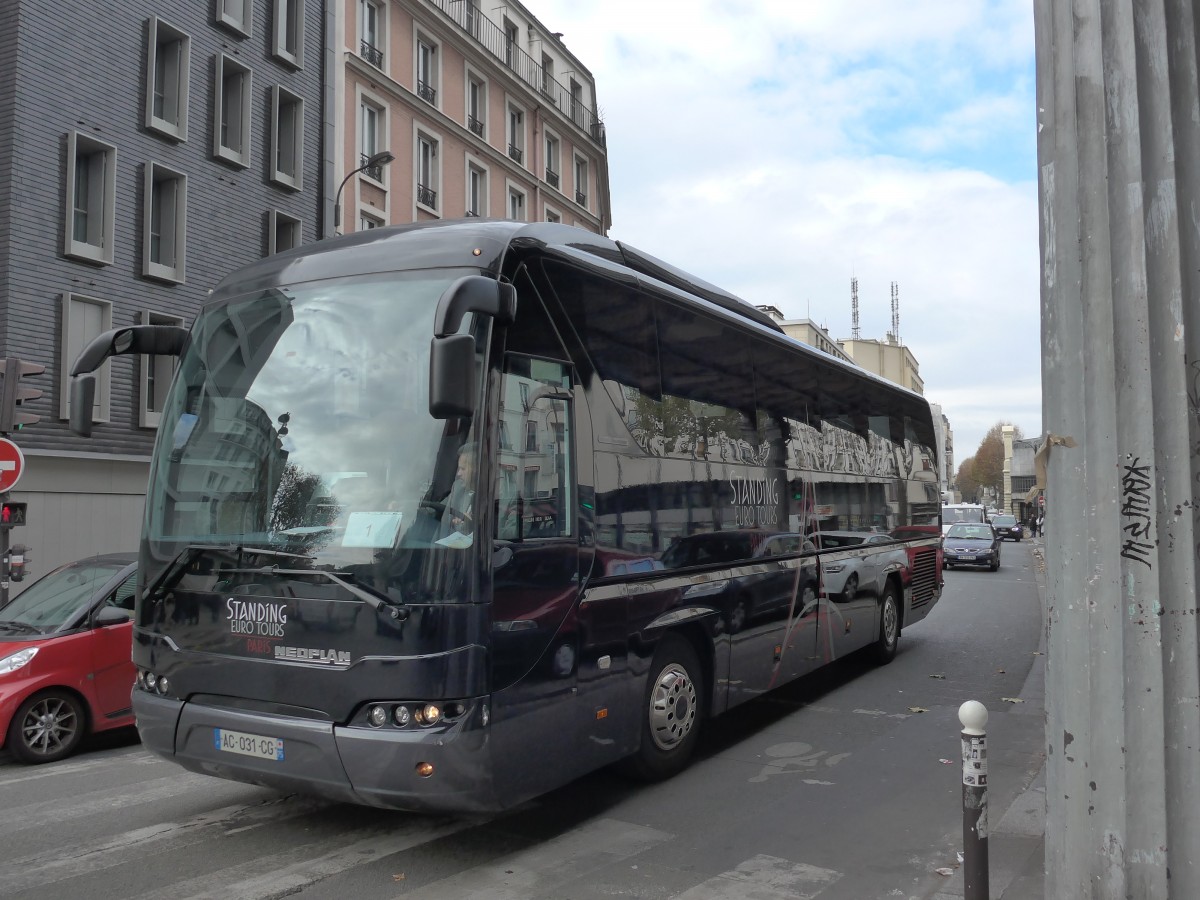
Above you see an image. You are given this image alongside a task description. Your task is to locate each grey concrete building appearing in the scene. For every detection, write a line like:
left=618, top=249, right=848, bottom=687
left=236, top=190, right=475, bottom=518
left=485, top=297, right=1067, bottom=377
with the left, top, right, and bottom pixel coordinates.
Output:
left=0, top=0, right=325, bottom=581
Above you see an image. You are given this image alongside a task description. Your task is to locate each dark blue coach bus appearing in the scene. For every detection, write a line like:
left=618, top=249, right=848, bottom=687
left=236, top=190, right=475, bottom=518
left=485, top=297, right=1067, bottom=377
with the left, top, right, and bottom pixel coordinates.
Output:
left=69, top=220, right=942, bottom=812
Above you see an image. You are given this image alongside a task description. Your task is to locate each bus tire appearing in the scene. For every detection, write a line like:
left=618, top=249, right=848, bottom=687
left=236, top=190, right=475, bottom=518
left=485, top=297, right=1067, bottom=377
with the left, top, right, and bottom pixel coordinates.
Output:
left=873, top=583, right=901, bottom=665
left=624, top=635, right=704, bottom=782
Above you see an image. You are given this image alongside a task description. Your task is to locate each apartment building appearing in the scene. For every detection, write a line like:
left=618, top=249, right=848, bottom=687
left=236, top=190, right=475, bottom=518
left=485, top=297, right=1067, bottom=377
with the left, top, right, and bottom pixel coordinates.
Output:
left=0, top=0, right=324, bottom=575
left=335, top=0, right=610, bottom=234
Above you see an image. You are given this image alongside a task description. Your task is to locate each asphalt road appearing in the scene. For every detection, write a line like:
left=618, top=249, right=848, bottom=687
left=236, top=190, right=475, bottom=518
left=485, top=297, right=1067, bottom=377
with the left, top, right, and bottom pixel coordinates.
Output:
left=0, top=539, right=1045, bottom=900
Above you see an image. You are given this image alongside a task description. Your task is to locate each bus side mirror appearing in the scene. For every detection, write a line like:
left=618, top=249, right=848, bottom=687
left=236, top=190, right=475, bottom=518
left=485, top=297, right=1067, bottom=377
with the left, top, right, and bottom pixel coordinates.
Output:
left=428, top=276, right=516, bottom=419
left=429, top=334, right=477, bottom=419
left=70, top=374, right=98, bottom=437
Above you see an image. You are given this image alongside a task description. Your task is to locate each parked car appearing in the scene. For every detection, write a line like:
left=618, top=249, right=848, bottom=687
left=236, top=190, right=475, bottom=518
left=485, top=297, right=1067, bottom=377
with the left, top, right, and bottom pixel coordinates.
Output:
left=0, top=553, right=138, bottom=764
left=810, top=531, right=909, bottom=600
left=989, top=514, right=1022, bottom=542
left=942, top=523, right=1001, bottom=571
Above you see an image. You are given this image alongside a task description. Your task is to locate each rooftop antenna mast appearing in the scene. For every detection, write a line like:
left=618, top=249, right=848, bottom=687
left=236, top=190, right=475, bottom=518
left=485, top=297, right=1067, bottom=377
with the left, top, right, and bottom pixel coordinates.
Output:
left=890, top=281, right=900, bottom=342
left=851, top=277, right=861, bottom=340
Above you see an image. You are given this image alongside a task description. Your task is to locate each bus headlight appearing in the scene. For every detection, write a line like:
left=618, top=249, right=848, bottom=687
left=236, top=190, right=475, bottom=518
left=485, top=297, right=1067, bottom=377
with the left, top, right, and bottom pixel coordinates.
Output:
left=393, top=705, right=411, bottom=726
left=414, top=704, right=442, bottom=726
left=368, top=705, right=388, bottom=727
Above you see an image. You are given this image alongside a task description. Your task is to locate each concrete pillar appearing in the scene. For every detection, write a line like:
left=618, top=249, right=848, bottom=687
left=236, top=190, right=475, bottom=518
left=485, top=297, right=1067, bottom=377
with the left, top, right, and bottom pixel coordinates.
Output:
left=1035, top=0, right=1200, bottom=896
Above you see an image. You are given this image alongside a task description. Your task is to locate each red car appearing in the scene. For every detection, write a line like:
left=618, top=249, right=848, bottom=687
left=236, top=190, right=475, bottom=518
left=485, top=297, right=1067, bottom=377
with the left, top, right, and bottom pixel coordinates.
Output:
left=0, top=553, right=137, bottom=764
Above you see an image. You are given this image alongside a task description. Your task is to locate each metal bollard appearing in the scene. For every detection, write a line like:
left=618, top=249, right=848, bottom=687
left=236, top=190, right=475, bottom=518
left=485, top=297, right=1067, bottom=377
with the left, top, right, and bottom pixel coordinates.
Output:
left=959, top=700, right=990, bottom=899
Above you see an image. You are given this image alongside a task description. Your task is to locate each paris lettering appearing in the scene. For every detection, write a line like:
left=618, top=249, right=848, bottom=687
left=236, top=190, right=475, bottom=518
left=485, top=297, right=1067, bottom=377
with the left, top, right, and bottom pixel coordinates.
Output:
left=729, top=475, right=781, bottom=527
left=226, top=598, right=288, bottom=637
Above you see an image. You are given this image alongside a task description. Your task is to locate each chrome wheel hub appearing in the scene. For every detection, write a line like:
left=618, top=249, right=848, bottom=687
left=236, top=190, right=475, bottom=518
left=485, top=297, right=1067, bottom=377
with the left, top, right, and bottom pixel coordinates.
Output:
left=649, top=663, right=697, bottom=751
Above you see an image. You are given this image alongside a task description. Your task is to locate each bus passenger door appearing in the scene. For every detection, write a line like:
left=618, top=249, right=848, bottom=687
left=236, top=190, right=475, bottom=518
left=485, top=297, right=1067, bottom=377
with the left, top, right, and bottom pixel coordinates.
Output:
left=489, top=359, right=599, bottom=804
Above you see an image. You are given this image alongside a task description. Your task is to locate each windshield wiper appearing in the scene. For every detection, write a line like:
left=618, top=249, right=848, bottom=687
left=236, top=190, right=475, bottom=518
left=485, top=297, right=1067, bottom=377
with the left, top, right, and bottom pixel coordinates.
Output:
left=145, top=544, right=316, bottom=601
left=0, top=621, right=42, bottom=635
left=216, top=566, right=409, bottom=621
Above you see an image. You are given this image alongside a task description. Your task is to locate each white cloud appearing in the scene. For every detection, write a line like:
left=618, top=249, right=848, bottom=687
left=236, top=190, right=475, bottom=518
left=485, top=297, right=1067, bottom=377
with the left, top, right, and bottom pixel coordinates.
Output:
left=533, top=0, right=1040, bottom=458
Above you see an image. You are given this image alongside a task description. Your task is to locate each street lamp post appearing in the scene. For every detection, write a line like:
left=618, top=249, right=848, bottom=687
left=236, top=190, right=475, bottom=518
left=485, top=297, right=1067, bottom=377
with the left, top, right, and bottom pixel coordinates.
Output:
left=333, top=150, right=395, bottom=234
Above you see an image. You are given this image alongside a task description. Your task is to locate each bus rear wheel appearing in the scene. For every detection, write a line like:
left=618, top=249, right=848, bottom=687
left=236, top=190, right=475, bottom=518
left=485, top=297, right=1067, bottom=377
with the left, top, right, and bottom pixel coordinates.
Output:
left=624, top=635, right=703, bottom=781
left=873, top=584, right=901, bottom=665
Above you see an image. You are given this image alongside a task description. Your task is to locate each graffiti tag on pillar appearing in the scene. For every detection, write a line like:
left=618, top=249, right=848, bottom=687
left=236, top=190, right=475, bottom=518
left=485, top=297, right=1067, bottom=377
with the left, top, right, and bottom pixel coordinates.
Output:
left=1119, top=456, right=1154, bottom=569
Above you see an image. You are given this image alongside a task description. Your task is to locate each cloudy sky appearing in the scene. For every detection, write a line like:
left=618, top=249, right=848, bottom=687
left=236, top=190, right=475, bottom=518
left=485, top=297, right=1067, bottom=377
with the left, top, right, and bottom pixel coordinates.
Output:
left=533, top=0, right=1040, bottom=463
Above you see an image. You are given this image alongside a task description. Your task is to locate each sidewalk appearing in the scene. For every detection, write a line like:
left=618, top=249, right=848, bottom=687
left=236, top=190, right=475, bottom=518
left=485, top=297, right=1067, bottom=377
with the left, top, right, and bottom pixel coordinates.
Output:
left=930, top=536, right=1047, bottom=900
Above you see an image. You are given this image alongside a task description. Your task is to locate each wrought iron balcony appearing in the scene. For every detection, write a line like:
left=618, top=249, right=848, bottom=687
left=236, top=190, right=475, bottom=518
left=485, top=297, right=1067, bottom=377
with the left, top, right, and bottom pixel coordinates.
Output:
left=418, top=183, right=438, bottom=208
left=575, top=190, right=587, bottom=207
left=508, top=144, right=523, bottom=164
left=545, top=169, right=559, bottom=188
left=468, top=115, right=484, bottom=137
left=418, top=80, right=437, bottom=105
left=432, top=0, right=606, bottom=146
left=360, top=40, right=383, bottom=68
left=360, top=153, right=384, bottom=182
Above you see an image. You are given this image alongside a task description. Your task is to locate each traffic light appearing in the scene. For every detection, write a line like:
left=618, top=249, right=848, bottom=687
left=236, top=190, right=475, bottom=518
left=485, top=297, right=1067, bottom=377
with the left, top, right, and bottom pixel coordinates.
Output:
left=0, top=357, right=45, bottom=433
left=0, top=501, right=26, bottom=527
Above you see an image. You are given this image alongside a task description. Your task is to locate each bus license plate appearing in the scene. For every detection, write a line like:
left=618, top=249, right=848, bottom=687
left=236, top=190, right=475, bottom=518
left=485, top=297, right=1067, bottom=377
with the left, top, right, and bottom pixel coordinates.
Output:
left=214, top=728, right=284, bottom=762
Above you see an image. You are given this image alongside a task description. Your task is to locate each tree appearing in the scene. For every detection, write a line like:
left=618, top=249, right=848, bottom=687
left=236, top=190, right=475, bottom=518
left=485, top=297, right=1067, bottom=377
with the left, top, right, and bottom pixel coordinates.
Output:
left=971, top=422, right=1024, bottom=501
left=956, top=457, right=980, bottom=503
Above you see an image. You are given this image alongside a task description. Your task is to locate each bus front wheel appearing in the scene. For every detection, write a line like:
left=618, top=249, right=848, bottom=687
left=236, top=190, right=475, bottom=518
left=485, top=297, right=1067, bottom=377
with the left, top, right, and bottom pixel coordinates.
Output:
left=624, top=635, right=704, bottom=781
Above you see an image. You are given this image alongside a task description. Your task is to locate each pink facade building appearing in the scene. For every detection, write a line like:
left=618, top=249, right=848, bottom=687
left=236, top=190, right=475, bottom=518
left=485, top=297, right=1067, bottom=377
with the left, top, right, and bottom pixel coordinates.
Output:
left=334, top=0, right=611, bottom=234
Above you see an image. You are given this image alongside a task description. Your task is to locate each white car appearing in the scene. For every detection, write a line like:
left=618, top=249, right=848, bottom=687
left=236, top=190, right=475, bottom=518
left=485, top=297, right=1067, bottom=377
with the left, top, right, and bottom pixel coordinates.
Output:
left=812, top=530, right=909, bottom=601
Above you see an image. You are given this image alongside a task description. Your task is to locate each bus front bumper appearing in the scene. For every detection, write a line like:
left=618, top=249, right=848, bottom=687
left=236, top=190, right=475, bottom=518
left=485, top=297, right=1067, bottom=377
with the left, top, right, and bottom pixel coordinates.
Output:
left=133, top=692, right=497, bottom=812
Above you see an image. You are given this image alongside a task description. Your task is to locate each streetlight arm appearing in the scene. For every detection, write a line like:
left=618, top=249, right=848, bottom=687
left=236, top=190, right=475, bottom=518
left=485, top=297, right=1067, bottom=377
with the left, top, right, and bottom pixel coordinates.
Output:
left=332, top=150, right=395, bottom=233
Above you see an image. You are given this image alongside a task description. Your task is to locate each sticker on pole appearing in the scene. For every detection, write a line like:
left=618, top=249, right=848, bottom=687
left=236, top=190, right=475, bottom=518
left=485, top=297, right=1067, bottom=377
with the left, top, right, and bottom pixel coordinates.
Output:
left=962, top=735, right=988, bottom=786
left=0, top=438, right=25, bottom=492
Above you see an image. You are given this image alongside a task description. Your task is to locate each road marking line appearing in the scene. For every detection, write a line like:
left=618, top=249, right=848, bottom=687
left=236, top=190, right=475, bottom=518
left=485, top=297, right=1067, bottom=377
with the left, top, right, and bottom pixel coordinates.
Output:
left=675, top=854, right=841, bottom=899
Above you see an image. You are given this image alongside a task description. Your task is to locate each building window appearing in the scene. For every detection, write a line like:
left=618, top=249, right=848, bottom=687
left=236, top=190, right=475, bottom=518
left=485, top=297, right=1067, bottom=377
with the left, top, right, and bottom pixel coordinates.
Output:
left=574, top=155, right=589, bottom=208
left=541, top=53, right=555, bottom=98
left=544, top=131, right=560, bottom=189
left=215, top=0, right=252, bottom=37
left=359, top=211, right=383, bottom=231
left=359, top=0, right=383, bottom=67
left=268, top=209, right=302, bottom=254
left=544, top=205, right=561, bottom=223
left=467, top=162, right=486, bottom=217
left=214, top=54, right=252, bottom=167
left=63, top=132, right=117, bottom=266
left=507, top=103, right=524, bottom=165
left=60, top=294, right=112, bottom=422
left=273, top=0, right=304, bottom=68
left=145, top=18, right=190, bottom=141
left=143, top=162, right=187, bottom=283
left=139, top=310, right=184, bottom=428
left=466, top=73, right=486, bottom=138
left=271, top=86, right=304, bottom=189
left=416, top=132, right=439, bottom=212
left=570, top=79, right=583, bottom=127
left=507, top=184, right=526, bottom=221
left=504, top=19, right=518, bottom=68
left=359, top=99, right=385, bottom=181
left=415, top=33, right=437, bottom=106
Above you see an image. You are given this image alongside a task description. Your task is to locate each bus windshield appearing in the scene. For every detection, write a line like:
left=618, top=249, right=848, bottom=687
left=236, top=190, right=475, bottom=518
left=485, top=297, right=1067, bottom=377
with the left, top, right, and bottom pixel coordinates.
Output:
left=142, top=268, right=484, bottom=604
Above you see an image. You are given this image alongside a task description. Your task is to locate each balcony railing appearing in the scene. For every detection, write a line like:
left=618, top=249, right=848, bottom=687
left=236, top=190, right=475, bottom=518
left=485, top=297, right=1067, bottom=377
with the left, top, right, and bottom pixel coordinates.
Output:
left=468, top=115, right=484, bottom=137
left=360, top=153, right=384, bottom=182
left=432, top=0, right=606, bottom=146
left=508, top=144, right=523, bottom=164
left=418, top=183, right=438, bottom=208
left=360, top=40, right=383, bottom=68
left=417, top=80, right=437, bottom=105
left=545, top=168, right=559, bottom=188
left=575, top=190, right=587, bottom=207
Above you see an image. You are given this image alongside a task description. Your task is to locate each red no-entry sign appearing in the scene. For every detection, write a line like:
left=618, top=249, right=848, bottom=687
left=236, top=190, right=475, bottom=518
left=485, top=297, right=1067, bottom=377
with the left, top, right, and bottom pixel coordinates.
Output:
left=0, top=437, right=25, bottom=492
